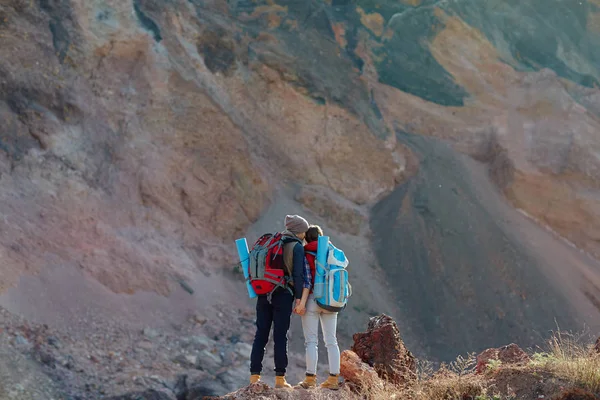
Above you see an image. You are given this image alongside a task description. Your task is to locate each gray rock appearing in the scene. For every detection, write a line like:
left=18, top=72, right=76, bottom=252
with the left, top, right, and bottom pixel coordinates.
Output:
left=47, top=336, right=61, bottom=348
left=15, top=335, right=29, bottom=346
left=107, top=388, right=176, bottom=400
left=216, top=365, right=247, bottom=391
left=143, top=328, right=159, bottom=339
left=190, top=313, right=207, bottom=325
left=187, top=378, right=228, bottom=399
left=173, top=371, right=212, bottom=399
left=173, top=354, right=198, bottom=368
left=185, top=336, right=214, bottom=351
left=196, top=350, right=222, bottom=372
left=37, top=350, right=56, bottom=368
left=234, top=342, right=252, bottom=359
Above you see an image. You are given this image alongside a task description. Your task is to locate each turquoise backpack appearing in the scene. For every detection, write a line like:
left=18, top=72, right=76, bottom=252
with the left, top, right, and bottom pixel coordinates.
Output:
left=312, top=242, right=351, bottom=312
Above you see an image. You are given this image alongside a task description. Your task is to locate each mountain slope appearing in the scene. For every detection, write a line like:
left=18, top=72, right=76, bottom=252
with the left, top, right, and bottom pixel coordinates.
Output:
left=0, top=1, right=599, bottom=392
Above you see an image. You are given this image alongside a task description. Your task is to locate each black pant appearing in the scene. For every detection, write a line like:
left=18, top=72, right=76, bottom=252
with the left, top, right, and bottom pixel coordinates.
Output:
left=250, top=288, right=294, bottom=376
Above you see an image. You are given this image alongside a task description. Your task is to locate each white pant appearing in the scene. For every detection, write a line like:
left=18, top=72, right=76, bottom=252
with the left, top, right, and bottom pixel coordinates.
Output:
left=301, top=294, right=340, bottom=375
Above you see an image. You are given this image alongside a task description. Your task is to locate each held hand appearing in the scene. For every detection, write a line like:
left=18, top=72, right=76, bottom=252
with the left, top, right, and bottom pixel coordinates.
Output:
left=294, top=302, right=306, bottom=316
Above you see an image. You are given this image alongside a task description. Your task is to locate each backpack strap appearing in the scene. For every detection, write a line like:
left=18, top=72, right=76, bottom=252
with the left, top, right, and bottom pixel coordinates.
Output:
left=282, top=241, right=297, bottom=279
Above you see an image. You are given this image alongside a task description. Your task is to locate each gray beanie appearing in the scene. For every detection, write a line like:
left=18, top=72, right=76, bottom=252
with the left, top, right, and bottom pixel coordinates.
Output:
left=285, top=215, right=309, bottom=235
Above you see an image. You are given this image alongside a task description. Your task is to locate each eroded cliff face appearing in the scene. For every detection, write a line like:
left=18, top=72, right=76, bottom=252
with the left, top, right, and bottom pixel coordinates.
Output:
left=0, top=0, right=406, bottom=297
left=0, top=0, right=600, bottom=370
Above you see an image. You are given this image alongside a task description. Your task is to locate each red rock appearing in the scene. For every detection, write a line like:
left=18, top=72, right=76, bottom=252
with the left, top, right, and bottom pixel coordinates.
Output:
left=475, top=343, right=529, bottom=374
left=340, top=350, right=384, bottom=390
left=497, top=343, right=530, bottom=364
left=351, top=314, right=416, bottom=385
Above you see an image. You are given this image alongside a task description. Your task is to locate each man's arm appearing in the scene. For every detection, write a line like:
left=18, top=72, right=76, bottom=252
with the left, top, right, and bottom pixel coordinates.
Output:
left=292, top=242, right=305, bottom=299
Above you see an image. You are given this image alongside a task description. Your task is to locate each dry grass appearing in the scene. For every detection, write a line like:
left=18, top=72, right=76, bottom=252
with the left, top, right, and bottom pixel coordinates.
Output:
left=531, top=330, right=600, bottom=393
left=357, top=373, right=495, bottom=400
left=356, top=353, right=496, bottom=400
left=408, top=374, right=487, bottom=399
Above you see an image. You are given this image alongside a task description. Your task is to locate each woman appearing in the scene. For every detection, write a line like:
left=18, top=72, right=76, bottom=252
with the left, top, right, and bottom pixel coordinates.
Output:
left=294, top=225, right=340, bottom=390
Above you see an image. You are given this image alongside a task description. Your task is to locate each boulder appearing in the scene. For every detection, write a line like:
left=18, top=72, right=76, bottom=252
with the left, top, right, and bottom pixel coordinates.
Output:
left=475, top=343, right=530, bottom=374
left=197, top=349, right=223, bottom=371
left=186, top=379, right=229, bottom=399
left=351, top=314, right=416, bottom=385
left=183, top=335, right=215, bottom=351
left=143, top=328, right=160, bottom=339
left=340, top=350, right=384, bottom=390
left=498, top=343, right=530, bottom=364
left=234, top=342, right=253, bottom=359
left=216, top=365, right=248, bottom=392
left=173, top=371, right=215, bottom=399
left=173, top=354, right=198, bottom=368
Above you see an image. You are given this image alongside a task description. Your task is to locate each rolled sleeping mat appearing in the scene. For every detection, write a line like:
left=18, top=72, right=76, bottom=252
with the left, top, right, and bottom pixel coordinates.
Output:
left=235, top=238, right=257, bottom=299
left=313, top=235, right=330, bottom=299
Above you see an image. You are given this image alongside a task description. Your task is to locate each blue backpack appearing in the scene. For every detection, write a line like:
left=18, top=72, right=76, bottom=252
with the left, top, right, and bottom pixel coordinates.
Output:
left=312, top=242, right=351, bottom=312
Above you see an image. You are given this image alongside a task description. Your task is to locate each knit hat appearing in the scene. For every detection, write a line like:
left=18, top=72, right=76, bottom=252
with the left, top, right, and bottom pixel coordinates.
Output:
left=285, top=215, right=309, bottom=235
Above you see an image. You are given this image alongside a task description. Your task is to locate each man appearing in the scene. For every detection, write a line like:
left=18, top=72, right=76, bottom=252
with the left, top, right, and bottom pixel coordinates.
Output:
left=249, top=215, right=309, bottom=388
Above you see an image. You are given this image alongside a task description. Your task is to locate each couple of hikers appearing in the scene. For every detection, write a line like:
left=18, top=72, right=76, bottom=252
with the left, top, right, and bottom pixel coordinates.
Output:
left=249, top=214, right=341, bottom=390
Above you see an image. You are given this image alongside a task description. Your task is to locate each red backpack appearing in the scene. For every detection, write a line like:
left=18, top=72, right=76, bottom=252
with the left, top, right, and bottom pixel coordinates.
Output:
left=248, top=233, right=301, bottom=296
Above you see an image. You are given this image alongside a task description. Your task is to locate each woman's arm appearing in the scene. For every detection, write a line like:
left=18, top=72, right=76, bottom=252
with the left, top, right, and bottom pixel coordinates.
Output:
left=295, top=257, right=312, bottom=315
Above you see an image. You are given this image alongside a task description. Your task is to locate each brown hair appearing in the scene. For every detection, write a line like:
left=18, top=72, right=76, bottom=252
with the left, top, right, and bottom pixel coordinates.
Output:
left=305, top=225, right=323, bottom=243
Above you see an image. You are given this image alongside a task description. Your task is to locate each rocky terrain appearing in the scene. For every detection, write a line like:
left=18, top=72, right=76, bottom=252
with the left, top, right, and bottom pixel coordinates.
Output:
left=185, top=315, right=600, bottom=400
left=0, top=0, right=600, bottom=398
left=5, top=311, right=600, bottom=399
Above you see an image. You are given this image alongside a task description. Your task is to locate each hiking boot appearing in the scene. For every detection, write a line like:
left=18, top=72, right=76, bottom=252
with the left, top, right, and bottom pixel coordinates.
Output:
left=249, top=374, right=261, bottom=384
left=275, top=376, right=293, bottom=389
left=320, top=374, right=339, bottom=390
left=298, top=374, right=317, bottom=389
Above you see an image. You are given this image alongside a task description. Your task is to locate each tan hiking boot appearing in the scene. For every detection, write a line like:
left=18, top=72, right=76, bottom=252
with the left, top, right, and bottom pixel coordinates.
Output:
left=298, top=374, right=317, bottom=389
left=320, top=374, right=339, bottom=390
left=275, top=376, right=292, bottom=389
left=249, top=374, right=261, bottom=384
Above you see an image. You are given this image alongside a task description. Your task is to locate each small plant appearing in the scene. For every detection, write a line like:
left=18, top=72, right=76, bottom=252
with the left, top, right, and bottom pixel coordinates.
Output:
left=232, top=263, right=242, bottom=275
left=416, top=358, right=434, bottom=382
left=450, top=352, right=476, bottom=379
left=530, top=351, right=557, bottom=366
left=486, top=358, right=502, bottom=372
